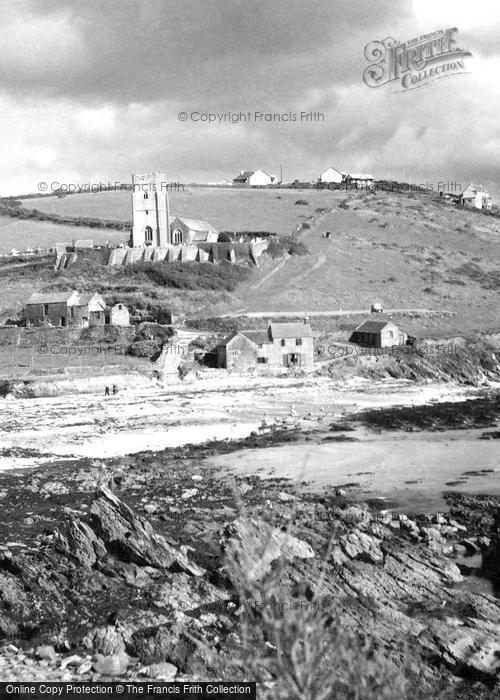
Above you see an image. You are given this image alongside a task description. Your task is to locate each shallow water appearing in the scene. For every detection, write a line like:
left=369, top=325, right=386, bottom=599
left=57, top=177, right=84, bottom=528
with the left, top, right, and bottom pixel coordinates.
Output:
left=210, top=427, right=500, bottom=513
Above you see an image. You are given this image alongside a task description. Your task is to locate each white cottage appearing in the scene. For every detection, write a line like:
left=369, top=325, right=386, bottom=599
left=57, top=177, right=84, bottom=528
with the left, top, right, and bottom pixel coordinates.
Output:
left=233, top=169, right=277, bottom=187
left=319, top=167, right=344, bottom=184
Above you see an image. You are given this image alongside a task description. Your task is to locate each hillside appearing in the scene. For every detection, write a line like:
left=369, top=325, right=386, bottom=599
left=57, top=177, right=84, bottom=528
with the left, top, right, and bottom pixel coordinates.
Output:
left=0, top=188, right=499, bottom=337
left=216, top=189, right=500, bottom=337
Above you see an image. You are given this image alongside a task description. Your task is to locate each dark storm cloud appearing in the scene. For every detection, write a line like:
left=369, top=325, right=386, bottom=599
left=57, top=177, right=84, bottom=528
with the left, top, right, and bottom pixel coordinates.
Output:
left=0, top=0, right=409, bottom=103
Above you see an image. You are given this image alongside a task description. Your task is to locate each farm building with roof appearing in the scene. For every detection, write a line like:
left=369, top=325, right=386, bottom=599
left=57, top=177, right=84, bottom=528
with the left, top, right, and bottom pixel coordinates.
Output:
left=25, top=290, right=107, bottom=328
left=349, top=320, right=407, bottom=348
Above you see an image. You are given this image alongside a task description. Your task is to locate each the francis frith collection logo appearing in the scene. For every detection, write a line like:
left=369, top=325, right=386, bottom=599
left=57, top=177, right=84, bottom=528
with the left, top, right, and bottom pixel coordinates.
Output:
left=363, top=28, right=472, bottom=91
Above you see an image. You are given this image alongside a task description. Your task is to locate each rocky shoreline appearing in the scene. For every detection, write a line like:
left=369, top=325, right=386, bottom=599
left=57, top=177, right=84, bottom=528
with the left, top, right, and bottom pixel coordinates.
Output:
left=0, top=432, right=499, bottom=698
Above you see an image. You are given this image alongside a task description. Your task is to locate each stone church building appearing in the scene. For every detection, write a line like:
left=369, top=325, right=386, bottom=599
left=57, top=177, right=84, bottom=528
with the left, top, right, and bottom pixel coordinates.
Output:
left=131, top=172, right=218, bottom=247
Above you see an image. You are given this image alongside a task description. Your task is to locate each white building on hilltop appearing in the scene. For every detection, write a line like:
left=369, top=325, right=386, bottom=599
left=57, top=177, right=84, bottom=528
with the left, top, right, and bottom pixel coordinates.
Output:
left=459, top=184, right=492, bottom=211
left=233, top=169, right=277, bottom=186
left=319, top=166, right=344, bottom=184
left=319, top=167, right=374, bottom=188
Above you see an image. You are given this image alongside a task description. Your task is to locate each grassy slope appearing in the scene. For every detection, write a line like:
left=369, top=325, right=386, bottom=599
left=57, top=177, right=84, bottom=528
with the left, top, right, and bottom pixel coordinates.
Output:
left=1, top=188, right=500, bottom=337
left=225, top=190, right=500, bottom=337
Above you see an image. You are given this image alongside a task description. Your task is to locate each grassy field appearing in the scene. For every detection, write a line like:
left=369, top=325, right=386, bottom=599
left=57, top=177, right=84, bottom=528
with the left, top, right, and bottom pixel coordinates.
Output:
left=0, top=215, right=128, bottom=255
left=19, top=187, right=338, bottom=230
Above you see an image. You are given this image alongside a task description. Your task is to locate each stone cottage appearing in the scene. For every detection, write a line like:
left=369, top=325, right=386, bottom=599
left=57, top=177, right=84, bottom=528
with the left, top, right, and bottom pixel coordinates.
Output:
left=25, top=290, right=106, bottom=328
left=217, top=320, right=314, bottom=370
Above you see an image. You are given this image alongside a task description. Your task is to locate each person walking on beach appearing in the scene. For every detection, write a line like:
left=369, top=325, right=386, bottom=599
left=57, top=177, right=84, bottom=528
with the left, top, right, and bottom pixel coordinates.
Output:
left=104, top=386, right=110, bottom=396
left=112, top=384, right=118, bottom=395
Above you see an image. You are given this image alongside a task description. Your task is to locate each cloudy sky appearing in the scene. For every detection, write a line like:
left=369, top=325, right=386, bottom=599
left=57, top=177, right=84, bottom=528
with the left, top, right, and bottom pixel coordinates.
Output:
left=1, top=0, right=499, bottom=200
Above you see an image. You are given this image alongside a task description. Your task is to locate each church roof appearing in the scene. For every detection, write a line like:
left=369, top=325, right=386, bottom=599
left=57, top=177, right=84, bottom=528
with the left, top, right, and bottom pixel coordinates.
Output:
left=171, top=217, right=218, bottom=233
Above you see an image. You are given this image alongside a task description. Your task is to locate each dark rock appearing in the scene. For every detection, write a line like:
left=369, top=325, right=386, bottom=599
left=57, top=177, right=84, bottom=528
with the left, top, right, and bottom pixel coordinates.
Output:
left=54, top=520, right=107, bottom=568
left=461, top=538, right=481, bottom=553
left=130, top=622, right=195, bottom=668
left=89, top=487, right=205, bottom=576
left=83, top=625, right=126, bottom=656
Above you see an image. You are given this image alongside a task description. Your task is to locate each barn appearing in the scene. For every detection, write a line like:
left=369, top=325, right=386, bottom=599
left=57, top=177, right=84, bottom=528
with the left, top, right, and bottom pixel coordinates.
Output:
left=25, top=290, right=106, bottom=328
left=349, top=320, right=407, bottom=348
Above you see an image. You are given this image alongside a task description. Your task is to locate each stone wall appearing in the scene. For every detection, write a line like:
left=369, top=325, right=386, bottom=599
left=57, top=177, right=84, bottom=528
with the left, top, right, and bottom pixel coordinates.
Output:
left=55, top=241, right=268, bottom=270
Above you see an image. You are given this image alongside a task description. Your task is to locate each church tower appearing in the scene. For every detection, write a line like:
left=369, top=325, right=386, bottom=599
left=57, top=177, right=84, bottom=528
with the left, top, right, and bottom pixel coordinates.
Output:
left=131, top=172, right=170, bottom=247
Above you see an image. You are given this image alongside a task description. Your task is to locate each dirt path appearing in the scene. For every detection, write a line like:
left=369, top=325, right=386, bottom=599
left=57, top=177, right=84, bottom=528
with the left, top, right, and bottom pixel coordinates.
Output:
left=221, top=307, right=441, bottom=318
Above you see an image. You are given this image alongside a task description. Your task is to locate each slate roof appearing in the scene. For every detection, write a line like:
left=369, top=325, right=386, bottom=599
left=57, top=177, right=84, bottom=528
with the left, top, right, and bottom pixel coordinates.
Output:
left=353, top=320, right=395, bottom=333
left=74, top=293, right=106, bottom=308
left=218, top=323, right=313, bottom=347
left=26, top=290, right=78, bottom=305
left=269, top=322, right=313, bottom=339
left=240, top=330, right=271, bottom=345
left=233, top=171, right=254, bottom=182
left=233, top=169, right=275, bottom=182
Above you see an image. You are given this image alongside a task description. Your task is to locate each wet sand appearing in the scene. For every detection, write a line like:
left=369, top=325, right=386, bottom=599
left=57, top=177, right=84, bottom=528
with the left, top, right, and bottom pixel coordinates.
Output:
left=0, top=375, right=482, bottom=466
left=210, top=427, right=500, bottom=513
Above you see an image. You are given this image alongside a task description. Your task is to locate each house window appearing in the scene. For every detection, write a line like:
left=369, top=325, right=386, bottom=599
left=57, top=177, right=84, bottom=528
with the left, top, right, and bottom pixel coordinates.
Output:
left=230, top=349, right=240, bottom=357
left=388, top=330, right=393, bottom=338
left=258, top=343, right=263, bottom=349
left=257, top=357, right=268, bottom=364
left=281, top=339, right=286, bottom=347
left=43, top=304, right=49, bottom=315
left=295, top=338, right=303, bottom=346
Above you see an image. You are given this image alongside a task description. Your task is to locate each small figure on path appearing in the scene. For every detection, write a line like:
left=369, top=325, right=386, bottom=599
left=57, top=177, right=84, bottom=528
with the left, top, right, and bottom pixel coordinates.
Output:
left=112, top=384, right=118, bottom=395
left=104, top=386, right=110, bottom=396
